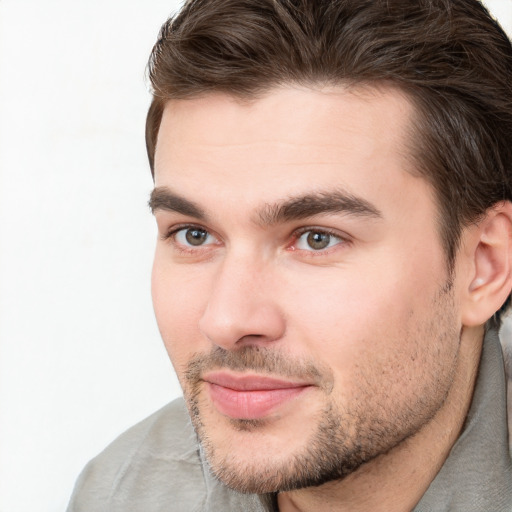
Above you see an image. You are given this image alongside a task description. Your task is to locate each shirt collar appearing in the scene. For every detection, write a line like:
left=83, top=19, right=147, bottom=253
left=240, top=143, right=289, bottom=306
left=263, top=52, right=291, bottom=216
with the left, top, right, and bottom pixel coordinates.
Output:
left=413, top=328, right=512, bottom=511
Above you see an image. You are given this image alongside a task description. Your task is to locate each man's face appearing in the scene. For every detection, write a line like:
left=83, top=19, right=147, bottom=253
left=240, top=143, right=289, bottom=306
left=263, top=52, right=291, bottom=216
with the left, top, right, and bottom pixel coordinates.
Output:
left=151, top=86, right=463, bottom=492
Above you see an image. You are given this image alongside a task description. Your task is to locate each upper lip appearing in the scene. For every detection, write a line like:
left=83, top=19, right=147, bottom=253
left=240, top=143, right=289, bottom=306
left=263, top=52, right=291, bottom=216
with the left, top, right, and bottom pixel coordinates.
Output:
left=202, top=371, right=312, bottom=391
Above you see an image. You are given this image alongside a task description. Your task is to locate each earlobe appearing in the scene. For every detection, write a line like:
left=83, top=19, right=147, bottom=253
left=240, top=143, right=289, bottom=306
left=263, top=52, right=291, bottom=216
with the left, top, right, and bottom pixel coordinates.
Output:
left=461, top=201, right=512, bottom=326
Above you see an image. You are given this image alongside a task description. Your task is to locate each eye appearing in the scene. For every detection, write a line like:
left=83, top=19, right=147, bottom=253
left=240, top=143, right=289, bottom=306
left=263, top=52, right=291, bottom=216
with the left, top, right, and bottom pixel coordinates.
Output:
left=174, top=227, right=216, bottom=247
left=294, top=229, right=344, bottom=251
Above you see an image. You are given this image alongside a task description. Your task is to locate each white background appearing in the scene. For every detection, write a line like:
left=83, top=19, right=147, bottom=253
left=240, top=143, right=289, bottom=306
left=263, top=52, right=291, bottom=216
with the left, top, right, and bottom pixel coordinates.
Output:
left=0, top=1, right=511, bottom=511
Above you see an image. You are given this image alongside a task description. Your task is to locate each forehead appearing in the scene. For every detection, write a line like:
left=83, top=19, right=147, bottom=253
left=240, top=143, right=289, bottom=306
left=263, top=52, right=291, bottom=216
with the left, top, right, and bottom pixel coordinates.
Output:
left=153, top=85, right=427, bottom=217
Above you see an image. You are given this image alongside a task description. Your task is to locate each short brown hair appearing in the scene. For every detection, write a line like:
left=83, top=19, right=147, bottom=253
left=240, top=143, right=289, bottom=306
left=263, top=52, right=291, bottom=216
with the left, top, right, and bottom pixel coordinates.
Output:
left=146, top=0, right=512, bottom=320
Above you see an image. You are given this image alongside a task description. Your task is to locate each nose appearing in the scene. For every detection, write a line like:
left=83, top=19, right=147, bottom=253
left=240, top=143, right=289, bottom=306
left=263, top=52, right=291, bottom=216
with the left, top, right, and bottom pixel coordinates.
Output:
left=198, top=254, right=286, bottom=349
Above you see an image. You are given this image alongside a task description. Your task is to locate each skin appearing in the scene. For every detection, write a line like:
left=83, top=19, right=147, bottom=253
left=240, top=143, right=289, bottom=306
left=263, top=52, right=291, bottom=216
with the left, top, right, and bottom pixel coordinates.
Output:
left=150, top=85, right=495, bottom=511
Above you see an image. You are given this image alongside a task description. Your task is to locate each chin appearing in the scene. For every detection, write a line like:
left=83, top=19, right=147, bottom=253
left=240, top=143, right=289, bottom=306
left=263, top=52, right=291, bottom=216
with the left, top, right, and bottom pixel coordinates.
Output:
left=190, top=401, right=388, bottom=495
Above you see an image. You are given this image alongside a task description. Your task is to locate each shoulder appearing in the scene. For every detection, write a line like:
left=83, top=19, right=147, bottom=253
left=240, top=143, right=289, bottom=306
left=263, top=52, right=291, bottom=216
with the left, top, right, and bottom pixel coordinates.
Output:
left=499, top=321, right=512, bottom=454
left=67, top=397, right=207, bottom=512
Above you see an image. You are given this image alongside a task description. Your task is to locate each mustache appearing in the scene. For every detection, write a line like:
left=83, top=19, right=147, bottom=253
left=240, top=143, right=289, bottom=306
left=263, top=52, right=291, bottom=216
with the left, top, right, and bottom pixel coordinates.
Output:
left=185, top=345, right=332, bottom=389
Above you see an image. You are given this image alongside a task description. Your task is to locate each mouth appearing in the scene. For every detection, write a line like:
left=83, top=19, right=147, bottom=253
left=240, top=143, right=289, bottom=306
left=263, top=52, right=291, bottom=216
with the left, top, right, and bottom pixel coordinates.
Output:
left=202, top=372, right=313, bottom=420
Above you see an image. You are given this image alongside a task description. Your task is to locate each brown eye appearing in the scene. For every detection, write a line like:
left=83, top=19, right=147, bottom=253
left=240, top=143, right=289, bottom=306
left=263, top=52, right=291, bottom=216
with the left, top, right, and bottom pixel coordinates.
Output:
left=294, top=229, right=343, bottom=252
left=306, top=231, right=331, bottom=250
left=184, top=228, right=209, bottom=246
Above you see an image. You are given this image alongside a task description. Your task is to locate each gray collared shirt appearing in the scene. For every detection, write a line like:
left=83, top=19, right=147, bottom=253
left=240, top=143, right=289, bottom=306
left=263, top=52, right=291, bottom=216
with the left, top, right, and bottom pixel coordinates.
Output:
left=413, top=329, right=512, bottom=511
left=67, top=329, right=512, bottom=512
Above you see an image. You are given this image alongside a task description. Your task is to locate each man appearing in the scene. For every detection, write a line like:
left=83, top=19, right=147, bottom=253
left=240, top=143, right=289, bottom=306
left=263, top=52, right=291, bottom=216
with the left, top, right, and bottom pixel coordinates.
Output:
left=68, top=0, right=512, bottom=510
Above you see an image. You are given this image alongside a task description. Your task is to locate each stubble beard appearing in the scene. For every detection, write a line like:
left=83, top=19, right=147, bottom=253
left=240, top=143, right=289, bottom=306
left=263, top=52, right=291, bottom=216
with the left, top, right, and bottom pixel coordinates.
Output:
left=180, top=285, right=460, bottom=494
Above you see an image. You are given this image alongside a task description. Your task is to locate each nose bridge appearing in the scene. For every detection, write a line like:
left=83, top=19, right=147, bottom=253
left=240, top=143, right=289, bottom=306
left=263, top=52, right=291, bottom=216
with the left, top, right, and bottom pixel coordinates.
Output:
left=199, top=248, right=284, bottom=348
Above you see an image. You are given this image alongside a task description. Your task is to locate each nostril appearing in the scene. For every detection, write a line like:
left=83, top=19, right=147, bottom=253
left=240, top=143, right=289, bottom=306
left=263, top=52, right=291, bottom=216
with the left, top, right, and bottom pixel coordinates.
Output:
left=237, top=333, right=268, bottom=343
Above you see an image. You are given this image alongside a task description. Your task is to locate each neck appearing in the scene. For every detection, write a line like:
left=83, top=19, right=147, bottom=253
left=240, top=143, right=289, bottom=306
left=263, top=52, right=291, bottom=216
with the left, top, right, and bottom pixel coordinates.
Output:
left=278, top=325, right=484, bottom=512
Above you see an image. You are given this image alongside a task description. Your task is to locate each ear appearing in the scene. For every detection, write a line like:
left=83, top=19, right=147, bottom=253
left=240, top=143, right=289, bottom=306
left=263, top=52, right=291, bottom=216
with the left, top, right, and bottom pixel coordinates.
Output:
left=461, top=201, right=512, bottom=327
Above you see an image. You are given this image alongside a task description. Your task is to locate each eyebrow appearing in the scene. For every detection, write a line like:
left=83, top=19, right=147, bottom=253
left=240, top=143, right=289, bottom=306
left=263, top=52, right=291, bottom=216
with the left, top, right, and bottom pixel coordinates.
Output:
left=257, top=189, right=382, bottom=226
left=149, top=187, right=207, bottom=219
left=149, top=186, right=382, bottom=224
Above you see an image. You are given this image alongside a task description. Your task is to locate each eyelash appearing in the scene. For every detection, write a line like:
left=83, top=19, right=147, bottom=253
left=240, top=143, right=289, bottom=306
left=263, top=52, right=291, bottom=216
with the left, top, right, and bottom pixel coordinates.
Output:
left=162, top=224, right=350, bottom=256
left=289, top=227, right=349, bottom=254
left=163, top=224, right=204, bottom=241
left=162, top=224, right=217, bottom=255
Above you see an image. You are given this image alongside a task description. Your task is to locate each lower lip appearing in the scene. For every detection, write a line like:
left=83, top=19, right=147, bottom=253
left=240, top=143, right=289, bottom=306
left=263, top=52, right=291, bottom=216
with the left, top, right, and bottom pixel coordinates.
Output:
left=207, top=382, right=308, bottom=420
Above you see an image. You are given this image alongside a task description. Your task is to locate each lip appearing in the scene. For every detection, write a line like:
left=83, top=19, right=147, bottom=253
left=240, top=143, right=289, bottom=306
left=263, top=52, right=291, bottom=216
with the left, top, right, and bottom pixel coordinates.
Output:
left=203, top=372, right=312, bottom=420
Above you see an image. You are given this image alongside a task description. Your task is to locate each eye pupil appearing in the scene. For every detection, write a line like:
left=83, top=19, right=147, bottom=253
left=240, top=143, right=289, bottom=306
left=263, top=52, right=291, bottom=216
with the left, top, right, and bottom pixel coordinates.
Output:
left=185, top=228, right=208, bottom=246
left=307, top=231, right=330, bottom=250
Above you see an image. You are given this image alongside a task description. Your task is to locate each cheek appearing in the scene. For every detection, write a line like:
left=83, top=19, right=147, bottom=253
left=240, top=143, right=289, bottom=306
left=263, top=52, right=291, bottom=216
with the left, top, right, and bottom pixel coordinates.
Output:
left=151, top=254, right=209, bottom=364
left=282, top=271, right=459, bottom=428
left=283, top=267, right=404, bottom=336
left=280, top=255, right=448, bottom=372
